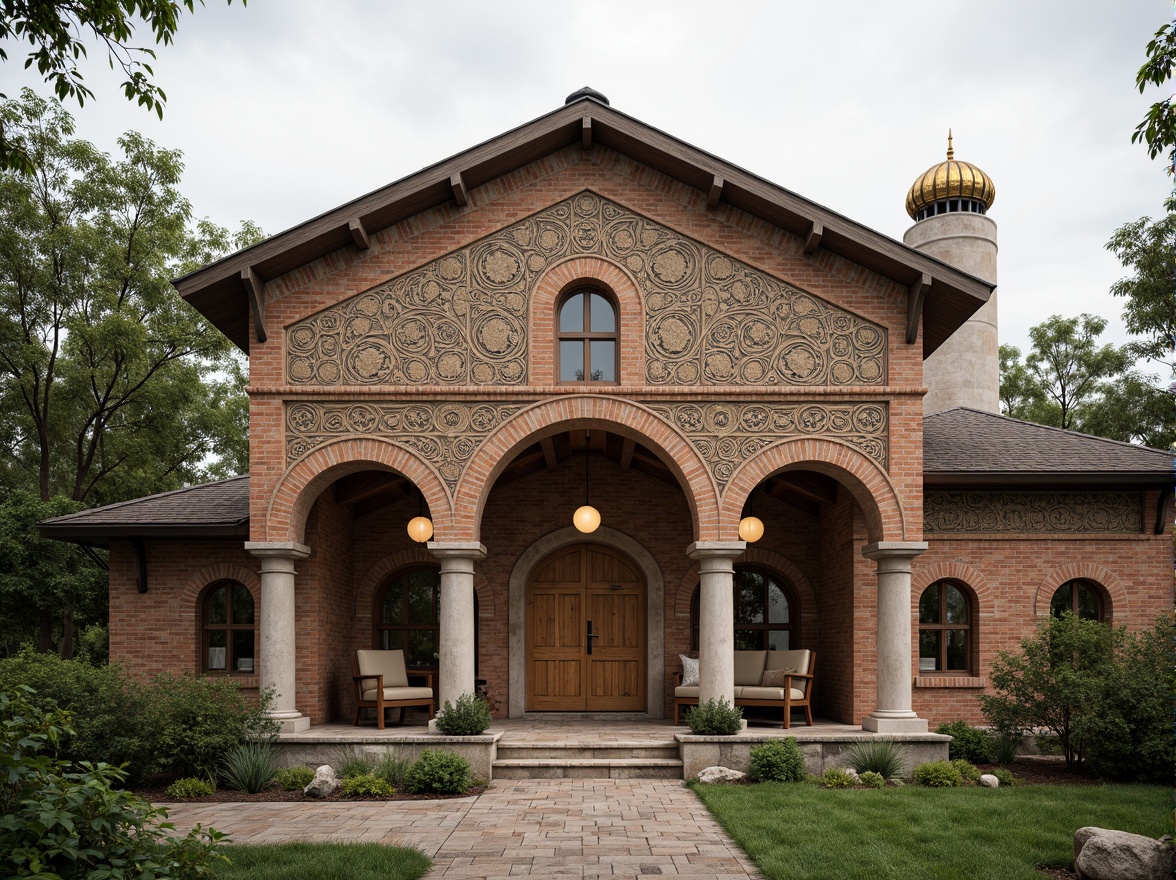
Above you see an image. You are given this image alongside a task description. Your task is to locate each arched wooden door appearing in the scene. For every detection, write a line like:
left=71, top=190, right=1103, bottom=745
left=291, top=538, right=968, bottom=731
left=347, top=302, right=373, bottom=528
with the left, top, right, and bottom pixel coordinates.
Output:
left=526, top=543, right=645, bottom=712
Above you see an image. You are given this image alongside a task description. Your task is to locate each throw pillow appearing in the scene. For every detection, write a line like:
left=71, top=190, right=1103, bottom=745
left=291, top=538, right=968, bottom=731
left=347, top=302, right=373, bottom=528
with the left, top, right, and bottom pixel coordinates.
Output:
left=761, top=667, right=795, bottom=687
left=679, top=654, right=699, bottom=687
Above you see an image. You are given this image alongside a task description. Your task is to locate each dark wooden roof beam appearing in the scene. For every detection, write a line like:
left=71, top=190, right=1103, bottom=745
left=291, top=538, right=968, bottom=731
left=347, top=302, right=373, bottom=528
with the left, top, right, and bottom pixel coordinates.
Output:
left=619, top=437, right=635, bottom=472
left=907, top=272, right=932, bottom=345
left=582, top=116, right=592, bottom=149
left=450, top=172, right=468, bottom=207
left=707, top=175, right=724, bottom=209
left=348, top=218, right=371, bottom=250
left=803, top=220, right=823, bottom=255
left=540, top=436, right=559, bottom=471
left=241, top=267, right=267, bottom=343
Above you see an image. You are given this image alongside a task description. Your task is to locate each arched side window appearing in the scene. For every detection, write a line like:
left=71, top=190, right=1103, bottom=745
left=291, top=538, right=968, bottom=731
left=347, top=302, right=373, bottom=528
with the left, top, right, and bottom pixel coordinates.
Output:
left=918, top=579, right=973, bottom=675
left=375, top=567, right=479, bottom=672
left=558, top=290, right=618, bottom=383
left=1050, top=579, right=1105, bottom=621
left=691, top=567, right=797, bottom=652
left=202, top=580, right=255, bottom=674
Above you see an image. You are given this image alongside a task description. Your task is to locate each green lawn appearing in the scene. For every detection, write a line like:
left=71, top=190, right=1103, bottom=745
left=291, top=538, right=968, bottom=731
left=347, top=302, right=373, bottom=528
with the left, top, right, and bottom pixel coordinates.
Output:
left=691, top=782, right=1170, bottom=880
left=212, top=842, right=431, bottom=880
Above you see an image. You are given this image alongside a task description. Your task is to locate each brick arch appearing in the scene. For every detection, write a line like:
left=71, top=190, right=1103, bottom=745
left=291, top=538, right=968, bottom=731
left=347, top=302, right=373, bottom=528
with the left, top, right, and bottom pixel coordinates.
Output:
left=184, top=564, right=261, bottom=677
left=264, top=438, right=453, bottom=544
left=912, top=561, right=995, bottom=620
left=355, top=549, right=497, bottom=631
left=529, top=254, right=645, bottom=386
left=722, top=438, right=907, bottom=543
left=1034, top=563, right=1127, bottom=623
left=454, top=395, right=720, bottom=542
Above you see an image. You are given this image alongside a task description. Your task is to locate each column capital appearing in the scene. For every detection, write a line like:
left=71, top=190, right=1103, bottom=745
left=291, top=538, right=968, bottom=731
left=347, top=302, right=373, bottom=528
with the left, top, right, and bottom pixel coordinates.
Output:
left=428, top=541, right=487, bottom=561
left=686, top=541, right=746, bottom=563
left=861, top=541, right=928, bottom=563
left=245, top=541, right=311, bottom=560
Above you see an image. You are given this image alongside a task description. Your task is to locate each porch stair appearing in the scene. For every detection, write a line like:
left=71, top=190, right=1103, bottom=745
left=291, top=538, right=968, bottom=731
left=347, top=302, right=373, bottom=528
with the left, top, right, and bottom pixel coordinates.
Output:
left=492, top=740, right=684, bottom=779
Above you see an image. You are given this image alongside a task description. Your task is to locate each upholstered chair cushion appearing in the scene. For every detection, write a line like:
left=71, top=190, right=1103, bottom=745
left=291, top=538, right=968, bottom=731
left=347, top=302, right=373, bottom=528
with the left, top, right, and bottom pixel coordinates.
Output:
left=355, top=649, right=410, bottom=688
left=739, top=685, right=807, bottom=702
left=733, top=650, right=768, bottom=686
left=361, top=685, right=434, bottom=703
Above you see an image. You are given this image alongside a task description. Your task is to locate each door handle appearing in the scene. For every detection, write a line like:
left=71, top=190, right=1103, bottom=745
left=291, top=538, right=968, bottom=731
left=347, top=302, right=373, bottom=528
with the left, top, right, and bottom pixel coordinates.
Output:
left=586, top=620, right=601, bottom=655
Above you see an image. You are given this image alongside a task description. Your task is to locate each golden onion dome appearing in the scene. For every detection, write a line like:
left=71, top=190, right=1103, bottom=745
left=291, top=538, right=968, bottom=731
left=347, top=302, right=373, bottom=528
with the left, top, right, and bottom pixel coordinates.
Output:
left=905, top=131, right=996, bottom=219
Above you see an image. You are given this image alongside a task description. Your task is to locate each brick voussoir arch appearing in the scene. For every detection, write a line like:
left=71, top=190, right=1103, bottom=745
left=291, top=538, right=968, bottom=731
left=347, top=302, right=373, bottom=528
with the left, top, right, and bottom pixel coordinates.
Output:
left=912, top=561, right=994, bottom=618
left=722, top=437, right=907, bottom=544
left=181, top=564, right=262, bottom=608
left=355, top=549, right=496, bottom=634
left=1034, top=562, right=1127, bottom=621
left=265, top=438, right=453, bottom=544
left=456, top=395, right=720, bottom=542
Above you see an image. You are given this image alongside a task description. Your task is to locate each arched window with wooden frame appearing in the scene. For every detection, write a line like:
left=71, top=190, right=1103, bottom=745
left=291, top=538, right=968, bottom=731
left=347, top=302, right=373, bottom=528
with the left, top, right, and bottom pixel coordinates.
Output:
left=557, top=289, right=618, bottom=383
left=691, top=567, right=798, bottom=652
left=918, top=579, right=974, bottom=675
left=374, top=567, right=479, bottom=673
left=1050, top=579, right=1106, bottom=621
left=202, top=580, right=255, bottom=674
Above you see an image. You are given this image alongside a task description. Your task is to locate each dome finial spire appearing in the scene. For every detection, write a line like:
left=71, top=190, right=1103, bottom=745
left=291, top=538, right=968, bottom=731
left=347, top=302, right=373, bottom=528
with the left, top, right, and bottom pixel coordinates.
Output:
left=946, top=128, right=954, bottom=160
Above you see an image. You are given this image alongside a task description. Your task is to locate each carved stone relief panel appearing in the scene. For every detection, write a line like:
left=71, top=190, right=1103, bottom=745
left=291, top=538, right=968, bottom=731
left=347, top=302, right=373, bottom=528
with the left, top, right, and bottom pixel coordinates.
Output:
left=644, top=401, right=888, bottom=488
left=285, top=401, right=526, bottom=491
left=923, top=491, right=1141, bottom=534
left=285, top=192, right=887, bottom=388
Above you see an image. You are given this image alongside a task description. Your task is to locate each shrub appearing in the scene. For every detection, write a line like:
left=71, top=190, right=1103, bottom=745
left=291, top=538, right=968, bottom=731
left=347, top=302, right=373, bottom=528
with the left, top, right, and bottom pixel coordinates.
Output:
left=276, top=766, right=315, bottom=791
left=818, top=768, right=855, bottom=788
left=0, top=687, right=228, bottom=879
left=846, top=739, right=907, bottom=779
left=935, top=720, right=992, bottom=764
left=748, top=737, right=806, bottom=782
left=165, top=777, right=216, bottom=799
left=405, top=749, right=472, bottom=794
left=149, top=673, right=279, bottom=780
left=913, top=760, right=963, bottom=787
left=435, top=692, right=492, bottom=736
left=220, top=741, right=281, bottom=793
left=374, top=751, right=413, bottom=788
left=341, top=773, right=394, bottom=797
left=951, top=758, right=981, bottom=783
left=989, top=730, right=1019, bottom=766
left=991, top=768, right=1017, bottom=787
left=685, top=698, right=743, bottom=735
left=859, top=770, right=885, bottom=788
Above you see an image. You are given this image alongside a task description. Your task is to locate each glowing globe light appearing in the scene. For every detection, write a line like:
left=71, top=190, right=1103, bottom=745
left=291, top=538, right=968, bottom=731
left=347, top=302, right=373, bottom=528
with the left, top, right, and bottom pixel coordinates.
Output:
left=573, top=505, right=601, bottom=534
left=407, top=516, right=434, bottom=543
left=738, top=515, right=765, bottom=543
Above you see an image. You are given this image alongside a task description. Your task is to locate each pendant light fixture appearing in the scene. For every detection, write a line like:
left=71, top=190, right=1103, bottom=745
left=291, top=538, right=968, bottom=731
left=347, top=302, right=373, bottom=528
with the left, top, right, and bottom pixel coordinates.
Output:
left=738, top=487, right=764, bottom=543
left=573, top=431, right=601, bottom=533
left=407, top=486, right=434, bottom=543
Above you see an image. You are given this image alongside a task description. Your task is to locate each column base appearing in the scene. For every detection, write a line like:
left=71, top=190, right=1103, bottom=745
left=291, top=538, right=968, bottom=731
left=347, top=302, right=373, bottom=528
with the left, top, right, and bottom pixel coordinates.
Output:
left=276, top=715, right=311, bottom=734
left=862, top=714, right=928, bottom=734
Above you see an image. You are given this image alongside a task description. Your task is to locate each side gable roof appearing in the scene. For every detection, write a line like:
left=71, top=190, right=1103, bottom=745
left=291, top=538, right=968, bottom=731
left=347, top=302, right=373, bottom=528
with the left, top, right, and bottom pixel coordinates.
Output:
left=175, top=94, right=993, bottom=357
left=924, top=408, right=1176, bottom=486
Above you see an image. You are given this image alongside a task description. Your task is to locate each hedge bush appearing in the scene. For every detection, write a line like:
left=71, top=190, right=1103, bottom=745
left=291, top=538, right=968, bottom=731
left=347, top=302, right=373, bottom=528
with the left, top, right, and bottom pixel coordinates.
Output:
left=165, top=777, right=216, bottom=798
left=405, top=749, right=472, bottom=794
left=859, top=770, right=885, bottom=788
left=276, top=766, right=315, bottom=791
left=935, top=720, right=992, bottom=765
left=818, top=768, right=855, bottom=788
left=748, top=737, right=806, bottom=782
left=685, top=698, right=743, bottom=735
left=913, top=760, right=963, bottom=787
left=341, top=773, right=394, bottom=797
left=951, top=758, right=981, bottom=783
left=435, top=693, right=493, bottom=736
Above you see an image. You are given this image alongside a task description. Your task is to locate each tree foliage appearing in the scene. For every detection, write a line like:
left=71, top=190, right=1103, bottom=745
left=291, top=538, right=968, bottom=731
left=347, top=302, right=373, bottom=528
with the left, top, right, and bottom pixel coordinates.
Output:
left=1106, top=213, right=1176, bottom=376
left=1133, top=18, right=1176, bottom=171
left=0, top=0, right=244, bottom=174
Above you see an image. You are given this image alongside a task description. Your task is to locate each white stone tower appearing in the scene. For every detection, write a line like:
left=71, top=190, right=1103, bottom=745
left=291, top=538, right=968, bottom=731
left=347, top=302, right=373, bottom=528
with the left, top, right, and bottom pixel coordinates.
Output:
left=904, top=132, right=999, bottom=414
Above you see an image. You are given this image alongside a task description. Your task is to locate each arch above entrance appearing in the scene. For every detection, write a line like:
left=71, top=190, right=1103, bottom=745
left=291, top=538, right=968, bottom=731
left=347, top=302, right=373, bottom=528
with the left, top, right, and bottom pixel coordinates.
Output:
left=263, top=437, right=453, bottom=544
left=722, top=437, right=908, bottom=544
left=507, top=526, right=666, bottom=718
left=456, top=395, right=720, bottom=542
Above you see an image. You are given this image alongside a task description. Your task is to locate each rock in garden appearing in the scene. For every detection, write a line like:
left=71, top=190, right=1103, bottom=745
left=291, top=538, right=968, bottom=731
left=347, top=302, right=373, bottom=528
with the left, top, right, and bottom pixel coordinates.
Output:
left=697, top=766, right=745, bottom=784
left=978, top=774, right=999, bottom=787
left=1074, top=827, right=1171, bottom=880
left=304, top=765, right=340, bottom=798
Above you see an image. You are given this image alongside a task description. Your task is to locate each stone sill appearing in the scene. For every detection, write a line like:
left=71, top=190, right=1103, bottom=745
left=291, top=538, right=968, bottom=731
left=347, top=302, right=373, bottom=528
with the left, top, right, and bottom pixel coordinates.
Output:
left=914, top=676, right=987, bottom=689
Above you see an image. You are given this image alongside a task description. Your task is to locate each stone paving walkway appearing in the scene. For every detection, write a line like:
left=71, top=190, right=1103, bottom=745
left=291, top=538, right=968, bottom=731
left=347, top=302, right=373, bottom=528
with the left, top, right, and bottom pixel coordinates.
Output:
left=160, top=779, right=762, bottom=879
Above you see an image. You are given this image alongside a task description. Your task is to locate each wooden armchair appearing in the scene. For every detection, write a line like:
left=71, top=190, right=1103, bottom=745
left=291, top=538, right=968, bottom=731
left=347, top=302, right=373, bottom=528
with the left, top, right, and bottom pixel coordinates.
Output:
left=352, top=649, right=434, bottom=729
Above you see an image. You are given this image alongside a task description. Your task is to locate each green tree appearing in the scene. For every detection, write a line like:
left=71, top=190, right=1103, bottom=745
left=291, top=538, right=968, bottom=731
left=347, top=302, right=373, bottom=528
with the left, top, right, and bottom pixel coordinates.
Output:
left=1133, top=18, right=1175, bottom=170
left=1106, top=213, right=1176, bottom=376
left=0, top=89, right=256, bottom=505
left=0, top=0, right=244, bottom=174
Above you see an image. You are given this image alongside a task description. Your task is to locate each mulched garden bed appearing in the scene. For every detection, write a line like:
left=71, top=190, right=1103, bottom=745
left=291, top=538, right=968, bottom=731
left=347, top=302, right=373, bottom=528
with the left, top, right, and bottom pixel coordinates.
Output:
left=140, top=783, right=488, bottom=803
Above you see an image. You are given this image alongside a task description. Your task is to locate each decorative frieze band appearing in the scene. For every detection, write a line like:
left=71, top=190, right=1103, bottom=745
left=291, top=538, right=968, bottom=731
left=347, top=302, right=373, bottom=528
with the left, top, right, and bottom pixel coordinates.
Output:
left=644, top=401, right=888, bottom=487
left=285, top=401, right=526, bottom=490
left=923, top=491, right=1141, bottom=534
left=285, top=191, right=887, bottom=389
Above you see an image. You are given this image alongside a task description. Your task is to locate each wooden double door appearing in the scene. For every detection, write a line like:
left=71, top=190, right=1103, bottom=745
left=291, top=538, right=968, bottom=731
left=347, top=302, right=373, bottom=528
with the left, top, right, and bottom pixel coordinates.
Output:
left=525, top=544, right=646, bottom=712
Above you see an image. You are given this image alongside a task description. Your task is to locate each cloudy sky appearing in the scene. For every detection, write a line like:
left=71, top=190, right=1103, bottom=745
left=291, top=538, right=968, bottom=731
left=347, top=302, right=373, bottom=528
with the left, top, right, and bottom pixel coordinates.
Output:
left=4, top=0, right=1171, bottom=362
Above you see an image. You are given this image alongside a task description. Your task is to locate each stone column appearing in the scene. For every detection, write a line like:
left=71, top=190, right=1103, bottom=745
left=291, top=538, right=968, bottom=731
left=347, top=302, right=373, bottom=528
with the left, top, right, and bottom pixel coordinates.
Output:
left=428, top=542, right=486, bottom=711
left=687, top=542, right=746, bottom=707
left=861, top=541, right=929, bottom=733
left=245, top=542, right=312, bottom=734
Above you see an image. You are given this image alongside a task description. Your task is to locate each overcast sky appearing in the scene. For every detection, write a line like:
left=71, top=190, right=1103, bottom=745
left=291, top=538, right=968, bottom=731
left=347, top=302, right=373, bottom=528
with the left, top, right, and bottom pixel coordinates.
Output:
left=4, top=0, right=1171, bottom=365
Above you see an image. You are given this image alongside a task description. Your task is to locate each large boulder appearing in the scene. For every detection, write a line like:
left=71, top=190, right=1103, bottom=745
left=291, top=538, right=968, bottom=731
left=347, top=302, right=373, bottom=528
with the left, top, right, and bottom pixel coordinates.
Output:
left=697, top=766, right=745, bottom=784
left=304, top=764, right=340, bottom=798
left=1074, top=827, right=1171, bottom=880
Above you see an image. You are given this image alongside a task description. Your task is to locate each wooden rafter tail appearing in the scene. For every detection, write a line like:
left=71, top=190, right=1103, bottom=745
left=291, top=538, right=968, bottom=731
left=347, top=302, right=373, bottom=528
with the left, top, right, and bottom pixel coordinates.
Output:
left=906, top=272, right=932, bottom=345
left=241, top=266, right=267, bottom=343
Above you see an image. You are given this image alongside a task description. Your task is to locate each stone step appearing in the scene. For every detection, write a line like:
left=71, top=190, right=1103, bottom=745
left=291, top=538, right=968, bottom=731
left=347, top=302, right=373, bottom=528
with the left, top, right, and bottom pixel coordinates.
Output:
left=495, top=743, right=680, bottom=761
left=492, top=757, right=685, bottom=779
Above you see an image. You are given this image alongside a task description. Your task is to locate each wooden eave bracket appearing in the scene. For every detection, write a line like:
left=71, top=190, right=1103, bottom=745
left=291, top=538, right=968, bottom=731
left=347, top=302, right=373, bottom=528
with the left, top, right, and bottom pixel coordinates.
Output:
left=450, top=172, right=468, bottom=207
left=707, top=175, right=724, bottom=209
left=540, top=437, right=559, bottom=471
left=241, top=267, right=267, bottom=343
left=803, top=220, right=823, bottom=255
left=348, top=218, right=371, bottom=250
left=619, top=438, right=635, bottom=472
left=906, top=272, right=932, bottom=345
left=582, top=116, right=592, bottom=149
left=1155, top=490, right=1172, bottom=535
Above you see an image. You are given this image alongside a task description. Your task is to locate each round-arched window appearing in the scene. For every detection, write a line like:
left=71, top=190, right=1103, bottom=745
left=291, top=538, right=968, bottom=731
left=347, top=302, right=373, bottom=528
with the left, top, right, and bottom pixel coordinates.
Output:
left=202, top=580, right=255, bottom=674
left=558, top=290, right=618, bottom=383
left=918, top=580, right=973, bottom=675
left=375, top=567, right=479, bottom=671
left=1050, top=580, right=1104, bottom=621
left=691, top=567, right=797, bottom=652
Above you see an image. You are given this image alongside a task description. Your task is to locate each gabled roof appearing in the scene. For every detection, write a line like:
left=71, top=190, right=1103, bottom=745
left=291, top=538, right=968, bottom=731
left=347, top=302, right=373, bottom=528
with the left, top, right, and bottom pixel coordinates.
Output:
left=36, top=475, right=250, bottom=547
left=924, top=408, right=1176, bottom=486
left=175, top=93, right=993, bottom=357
